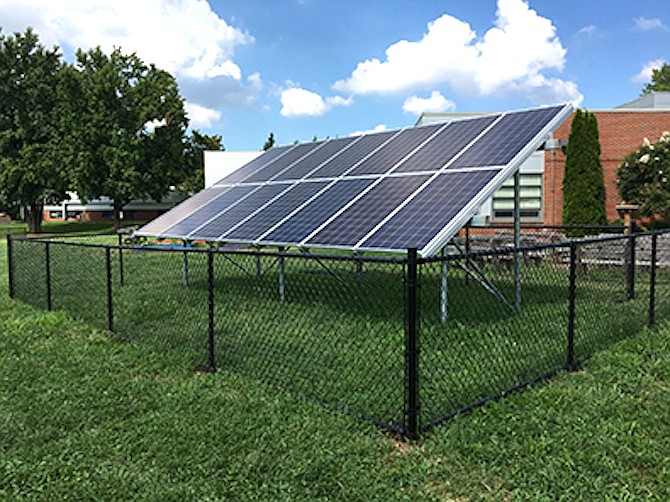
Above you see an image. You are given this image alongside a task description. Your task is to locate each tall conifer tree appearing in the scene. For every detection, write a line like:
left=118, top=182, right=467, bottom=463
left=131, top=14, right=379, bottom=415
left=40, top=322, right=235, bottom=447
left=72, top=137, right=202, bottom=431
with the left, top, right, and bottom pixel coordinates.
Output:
left=561, top=109, right=607, bottom=236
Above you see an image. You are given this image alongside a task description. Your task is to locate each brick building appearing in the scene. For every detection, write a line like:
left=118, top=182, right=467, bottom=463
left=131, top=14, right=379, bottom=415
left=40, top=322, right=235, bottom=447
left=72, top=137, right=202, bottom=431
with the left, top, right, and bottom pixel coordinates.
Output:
left=418, top=92, right=670, bottom=227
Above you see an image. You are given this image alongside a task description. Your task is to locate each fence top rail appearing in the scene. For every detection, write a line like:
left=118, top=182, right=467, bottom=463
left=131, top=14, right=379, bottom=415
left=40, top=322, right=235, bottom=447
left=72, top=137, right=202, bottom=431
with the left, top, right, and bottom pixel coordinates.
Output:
left=422, top=228, right=670, bottom=264
left=8, top=235, right=408, bottom=264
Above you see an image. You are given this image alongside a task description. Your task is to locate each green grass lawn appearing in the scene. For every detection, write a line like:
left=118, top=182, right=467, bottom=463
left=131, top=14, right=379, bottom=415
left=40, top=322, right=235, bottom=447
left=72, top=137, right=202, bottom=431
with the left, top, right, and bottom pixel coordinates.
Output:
left=2, top=240, right=670, bottom=499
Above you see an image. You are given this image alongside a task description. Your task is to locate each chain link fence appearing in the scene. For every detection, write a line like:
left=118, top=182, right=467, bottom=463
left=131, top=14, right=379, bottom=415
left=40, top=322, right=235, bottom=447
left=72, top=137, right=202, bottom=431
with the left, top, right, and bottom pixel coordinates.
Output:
left=6, top=230, right=670, bottom=438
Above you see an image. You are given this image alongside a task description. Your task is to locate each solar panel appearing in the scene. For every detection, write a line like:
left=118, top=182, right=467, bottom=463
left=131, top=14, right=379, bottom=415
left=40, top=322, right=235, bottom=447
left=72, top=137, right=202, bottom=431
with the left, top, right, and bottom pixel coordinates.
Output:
left=306, top=175, right=430, bottom=247
left=261, top=178, right=376, bottom=244
left=359, top=170, right=500, bottom=251
left=135, top=186, right=228, bottom=236
left=136, top=103, right=573, bottom=256
left=214, top=145, right=293, bottom=186
left=346, top=124, right=445, bottom=176
left=160, top=185, right=257, bottom=238
left=223, top=181, right=329, bottom=241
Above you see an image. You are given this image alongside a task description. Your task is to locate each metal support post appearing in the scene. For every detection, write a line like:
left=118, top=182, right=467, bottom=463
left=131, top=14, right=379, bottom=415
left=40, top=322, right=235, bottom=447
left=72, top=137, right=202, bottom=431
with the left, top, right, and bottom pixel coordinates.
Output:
left=566, top=243, right=577, bottom=370
left=513, top=170, right=521, bottom=311
left=649, top=233, right=657, bottom=328
left=440, top=246, right=448, bottom=325
left=405, top=248, right=420, bottom=440
left=7, top=235, right=14, bottom=298
left=256, top=253, right=262, bottom=277
left=45, top=241, right=52, bottom=311
left=105, top=247, right=114, bottom=332
left=355, top=256, right=363, bottom=288
left=182, top=239, right=189, bottom=287
left=207, top=251, right=217, bottom=372
left=118, top=233, right=125, bottom=287
left=278, top=247, right=286, bottom=302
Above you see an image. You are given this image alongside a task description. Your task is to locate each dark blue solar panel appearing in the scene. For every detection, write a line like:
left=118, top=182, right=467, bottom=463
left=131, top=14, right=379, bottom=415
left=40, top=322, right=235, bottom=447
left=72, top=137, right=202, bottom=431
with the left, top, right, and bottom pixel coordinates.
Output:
left=346, top=124, right=443, bottom=176
left=394, top=115, right=498, bottom=173
left=262, top=178, right=375, bottom=244
left=135, top=187, right=228, bottom=236
left=306, top=175, right=430, bottom=247
left=449, top=106, right=563, bottom=168
left=361, top=170, right=499, bottom=250
left=160, top=185, right=257, bottom=237
left=306, top=131, right=397, bottom=179
left=223, top=181, right=329, bottom=240
left=214, top=145, right=293, bottom=185
left=188, top=184, right=289, bottom=240
left=273, top=137, right=359, bottom=181
left=242, top=143, right=323, bottom=183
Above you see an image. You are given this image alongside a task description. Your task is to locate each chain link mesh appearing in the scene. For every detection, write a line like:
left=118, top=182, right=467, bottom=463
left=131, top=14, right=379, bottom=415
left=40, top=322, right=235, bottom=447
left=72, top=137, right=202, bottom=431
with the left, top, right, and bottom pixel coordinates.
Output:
left=7, top=230, right=670, bottom=435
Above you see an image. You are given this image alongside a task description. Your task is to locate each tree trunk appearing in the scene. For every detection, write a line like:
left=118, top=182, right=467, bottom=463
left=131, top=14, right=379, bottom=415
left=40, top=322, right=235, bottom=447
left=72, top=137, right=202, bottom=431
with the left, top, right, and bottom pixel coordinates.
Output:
left=113, top=202, right=123, bottom=232
left=26, top=202, right=44, bottom=234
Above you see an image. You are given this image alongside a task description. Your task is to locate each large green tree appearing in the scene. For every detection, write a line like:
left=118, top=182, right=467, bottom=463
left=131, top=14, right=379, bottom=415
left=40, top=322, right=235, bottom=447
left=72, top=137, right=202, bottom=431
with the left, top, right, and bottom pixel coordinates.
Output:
left=0, top=28, right=69, bottom=232
left=561, top=109, right=607, bottom=236
left=642, top=62, right=670, bottom=94
left=61, top=47, right=188, bottom=230
left=178, top=131, right=225, bottom=194
left=617, top=132, right=670, bottom=221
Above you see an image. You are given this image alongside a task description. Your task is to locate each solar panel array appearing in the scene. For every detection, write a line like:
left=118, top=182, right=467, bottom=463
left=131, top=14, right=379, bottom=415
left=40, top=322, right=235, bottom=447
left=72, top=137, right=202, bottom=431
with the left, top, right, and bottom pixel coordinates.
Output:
left=136, top=104, right=572, bottom=257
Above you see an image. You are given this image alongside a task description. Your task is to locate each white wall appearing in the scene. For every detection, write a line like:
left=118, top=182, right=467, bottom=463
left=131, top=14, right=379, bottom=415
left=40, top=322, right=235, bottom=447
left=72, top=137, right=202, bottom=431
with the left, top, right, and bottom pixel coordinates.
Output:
left=204, top=150, right=262, bottom=188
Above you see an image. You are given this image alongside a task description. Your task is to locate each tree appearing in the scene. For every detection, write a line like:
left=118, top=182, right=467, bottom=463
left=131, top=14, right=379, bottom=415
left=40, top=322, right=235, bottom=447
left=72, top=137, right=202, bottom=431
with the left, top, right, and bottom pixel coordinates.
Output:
left=262, top=132, right=275, bottom=151
left=617, top=131, right=670, bottom=221
left=61, top=47, right=188, bottom=230
left=179, top=130, right=224, bottom=194
left=0, top=28, right=69, bottom=232
left=642, top=62, right=670, bottom=95
left=561, top=109, right=607, bottom=236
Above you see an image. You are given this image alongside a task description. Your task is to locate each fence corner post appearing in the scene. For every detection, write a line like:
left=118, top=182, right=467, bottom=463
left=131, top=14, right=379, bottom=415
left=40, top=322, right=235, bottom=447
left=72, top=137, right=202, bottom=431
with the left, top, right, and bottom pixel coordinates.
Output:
left=566, top=242, right=577, bottom=371
left=404, top=248, right=420, bottom=440
left=7, top=234, right=14, bottom=298
left=105, top=246, right=113, bottom=332
left=207, top=250, right=217, bottom=373
left=649, top=233, right=657, bottom=329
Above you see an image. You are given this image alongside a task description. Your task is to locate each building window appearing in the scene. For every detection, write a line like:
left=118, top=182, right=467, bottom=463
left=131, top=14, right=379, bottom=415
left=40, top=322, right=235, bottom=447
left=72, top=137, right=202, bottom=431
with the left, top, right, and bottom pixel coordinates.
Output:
left=492, top=173, right=542, bottom=220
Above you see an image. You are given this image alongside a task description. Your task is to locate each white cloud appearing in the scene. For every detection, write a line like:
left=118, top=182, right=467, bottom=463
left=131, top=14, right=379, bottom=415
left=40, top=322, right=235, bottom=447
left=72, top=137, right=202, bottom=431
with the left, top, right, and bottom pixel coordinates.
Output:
left=349, top=124, right=388, bottom=136
left=280, top=85, right=352, bottom=117
left=0, top=0, right=252, bottom=81
left=577, top=25, right=597, bottom=35
left=633, top=17, right=667, bottom=31
left=632, top=59, right=667, bottom=84
left=332, top=0, right=581, bottom=105
left=185, top=102, right=222, bottom=128
left=403, top=91, right=456, bottom=115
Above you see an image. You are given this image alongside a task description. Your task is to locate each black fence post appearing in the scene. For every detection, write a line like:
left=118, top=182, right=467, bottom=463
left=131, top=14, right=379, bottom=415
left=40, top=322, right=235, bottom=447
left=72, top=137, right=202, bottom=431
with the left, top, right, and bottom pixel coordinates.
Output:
left=105, top=247, right=114, bottom=332
left=404, top=248, right=420, bottom=440
left=118, top=233, right=125, bottom=287
left=207, top=250, right=217, bottom=373
left=566, top=242, right=577, bottom=371
left=7, top=235, right=14, bottom=298
left=45, top=241, right=52, bottom=311
left=649, top=233, right=657, bottom=329
left=626, top=233, right=636, bottom=300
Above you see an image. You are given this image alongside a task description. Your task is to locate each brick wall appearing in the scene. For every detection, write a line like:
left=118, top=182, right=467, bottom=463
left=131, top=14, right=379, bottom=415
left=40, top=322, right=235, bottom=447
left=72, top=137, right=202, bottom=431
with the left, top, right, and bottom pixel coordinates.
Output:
left=543, top=110, right=670, bottom=225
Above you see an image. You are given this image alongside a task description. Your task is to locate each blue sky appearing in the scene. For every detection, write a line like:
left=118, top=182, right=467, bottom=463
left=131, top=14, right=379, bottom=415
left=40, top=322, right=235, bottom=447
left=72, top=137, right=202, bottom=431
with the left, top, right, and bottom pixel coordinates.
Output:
left=1, top=0, right=668, bottom=149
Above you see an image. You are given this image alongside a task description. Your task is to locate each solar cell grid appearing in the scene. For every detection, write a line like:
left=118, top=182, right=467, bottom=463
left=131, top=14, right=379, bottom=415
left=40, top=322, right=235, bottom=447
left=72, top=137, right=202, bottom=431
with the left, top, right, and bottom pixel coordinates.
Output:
left=346, top=124, right=444, bottom=176
left=306, top=175, right=430, bottom=247
left=360, top=170, right=499, bottom=251
left=273, top=136, right=359, bottom=181
left=306, top=130, right=397, bottom=179
left=242, top=142, right=324, bottom=183
left=223, top=181, right=329, bottom=241
left=394, top=115, right=498, bottom=173
left=160, top=185, right=257, bottom=238
left=262, top=178, right=375, bottom=244
left=188, top=184, right=289, bottom=240
left=449, top=106, right=563, bottom=169
left=135, top=187, right=228, bottom=236
left=214, top=145, right=293, bottom=186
